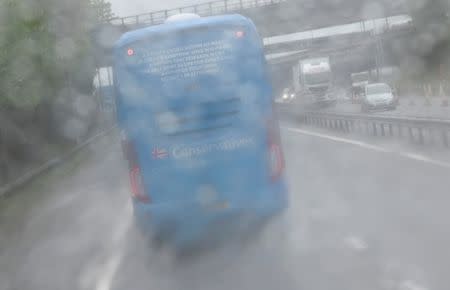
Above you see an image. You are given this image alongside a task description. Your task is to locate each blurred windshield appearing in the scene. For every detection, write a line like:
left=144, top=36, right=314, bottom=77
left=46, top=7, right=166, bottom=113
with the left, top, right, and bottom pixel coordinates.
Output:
left=1, top=1, right=450, bottom=290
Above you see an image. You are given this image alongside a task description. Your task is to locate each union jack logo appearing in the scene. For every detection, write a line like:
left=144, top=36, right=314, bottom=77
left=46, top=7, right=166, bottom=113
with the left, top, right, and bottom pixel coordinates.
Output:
left=152, top=148, right=168, bottom=159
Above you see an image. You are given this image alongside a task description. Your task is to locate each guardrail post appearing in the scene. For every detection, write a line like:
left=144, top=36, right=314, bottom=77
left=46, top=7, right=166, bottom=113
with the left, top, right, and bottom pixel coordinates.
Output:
left=372, top=123, right=377, bottom=136
left=442, top=131, right=449, bottom=148
left=345, top=120, right=350, bottom=132
left=365, top=122, right=369, bottom=135
left=224, top=0, right=228, bottom=12
left=389, top=124, right=393, bottom=137
left=150, top=13, right=154, bottom=25
left=164, top=10, right=168, bottom=18
left=209, top=2, right=213, bottom=14
left=380, top=124, right=386, bottom=137
left=418, top=128, right=425, bottom=145
left=408, top=127, right=414, bottom=143
left=240, top=0, right=243, bottom=9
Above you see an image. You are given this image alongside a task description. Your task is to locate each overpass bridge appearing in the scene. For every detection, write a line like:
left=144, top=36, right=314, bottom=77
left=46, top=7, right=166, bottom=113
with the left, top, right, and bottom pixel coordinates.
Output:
left=106, top=0, right=408, bottom=37
left=93, top=0, right=409, bottom=66
left=264, top=14, right=415, bottom=92
left=96, top=14, right=414, bottom=94
left=92, top=0, right=415, bottom=97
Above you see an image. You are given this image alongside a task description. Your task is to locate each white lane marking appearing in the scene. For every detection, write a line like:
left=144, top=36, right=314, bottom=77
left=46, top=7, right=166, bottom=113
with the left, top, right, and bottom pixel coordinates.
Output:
left=399, top=280, right=429, bottom=290
left=284, top=127, right=391, bottom=152
left=94, top=202, right=133, bottom=290
left=284, top=127, right=450, bottom=169
left=344, top=235, right=369, bottom=252
left=95, top=253, right=124, bottom=290
left=400, top=152, right=450, bottom=169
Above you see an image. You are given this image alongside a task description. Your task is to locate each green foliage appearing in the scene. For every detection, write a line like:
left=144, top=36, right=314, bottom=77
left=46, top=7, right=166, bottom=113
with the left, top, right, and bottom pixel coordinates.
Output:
left=89, top=0, right=115, bottom=23
left=0, top=0, right=113, bottom=108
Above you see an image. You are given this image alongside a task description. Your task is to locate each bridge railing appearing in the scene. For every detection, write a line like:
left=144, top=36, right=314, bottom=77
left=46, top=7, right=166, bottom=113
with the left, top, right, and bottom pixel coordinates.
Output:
left=108, top=0, right=286, bottom=26
left=277, top=104, right=450, bottom=148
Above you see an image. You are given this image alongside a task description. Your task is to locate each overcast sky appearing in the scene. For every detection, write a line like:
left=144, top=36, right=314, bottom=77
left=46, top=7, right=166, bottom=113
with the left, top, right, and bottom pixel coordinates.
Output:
left=109, top=0, right=206, bottom=17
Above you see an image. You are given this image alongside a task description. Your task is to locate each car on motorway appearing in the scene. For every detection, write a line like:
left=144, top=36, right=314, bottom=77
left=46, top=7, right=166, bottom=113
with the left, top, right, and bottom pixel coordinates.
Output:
left=277, top=87, right=295, bottom=103
left=361, top=82, right=398, bottom=112
left=113, top=14, right=288, bottom=250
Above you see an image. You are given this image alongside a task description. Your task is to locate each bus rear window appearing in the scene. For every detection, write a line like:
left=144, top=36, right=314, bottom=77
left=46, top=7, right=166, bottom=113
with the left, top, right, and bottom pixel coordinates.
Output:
left=120, top=28, right=252, bottom=85
left=115, top=25, right=265, bottom=110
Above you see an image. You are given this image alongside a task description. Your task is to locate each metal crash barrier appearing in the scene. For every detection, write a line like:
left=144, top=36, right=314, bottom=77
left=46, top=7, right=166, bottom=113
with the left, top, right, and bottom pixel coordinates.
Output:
left=277, top=104, right=450, bottom=148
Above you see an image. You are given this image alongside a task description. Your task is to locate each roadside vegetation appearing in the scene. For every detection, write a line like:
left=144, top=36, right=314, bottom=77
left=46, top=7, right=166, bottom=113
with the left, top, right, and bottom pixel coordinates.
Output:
left=0, top=0, right=114, bottom=185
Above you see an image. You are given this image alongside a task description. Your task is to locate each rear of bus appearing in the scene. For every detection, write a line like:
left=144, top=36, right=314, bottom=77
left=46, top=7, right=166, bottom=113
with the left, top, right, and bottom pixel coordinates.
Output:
left=113, top=15, right=288, bottom=248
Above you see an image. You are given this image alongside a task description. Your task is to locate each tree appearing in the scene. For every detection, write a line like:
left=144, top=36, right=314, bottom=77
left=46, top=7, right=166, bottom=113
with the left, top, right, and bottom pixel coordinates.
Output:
left=409, top=0, right=450, bottom=77
left=0, top=0, right=113, bottom=181
left=90, top=0, right=115, bottom=23
left=0, top=0, right=115, bottom=108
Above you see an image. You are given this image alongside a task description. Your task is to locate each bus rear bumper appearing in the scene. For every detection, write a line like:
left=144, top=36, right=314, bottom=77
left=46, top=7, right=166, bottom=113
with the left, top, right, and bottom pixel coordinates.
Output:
left=133, top=183, right=288, bottom=250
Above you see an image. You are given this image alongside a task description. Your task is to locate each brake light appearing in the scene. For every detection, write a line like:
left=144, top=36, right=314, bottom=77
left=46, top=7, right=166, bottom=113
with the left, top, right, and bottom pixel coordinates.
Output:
left=235, top=30, right=245, bottom=38
left=267, top=118, right=285, bottom=181
left=121, top=131, right=150, bottom=203
left=129, top=166, right=150, bottom=203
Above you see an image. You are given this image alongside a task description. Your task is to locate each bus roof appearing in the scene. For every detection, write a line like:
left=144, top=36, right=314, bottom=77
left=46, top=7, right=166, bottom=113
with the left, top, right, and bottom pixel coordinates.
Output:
left=115, top=14, right=252, bottom=49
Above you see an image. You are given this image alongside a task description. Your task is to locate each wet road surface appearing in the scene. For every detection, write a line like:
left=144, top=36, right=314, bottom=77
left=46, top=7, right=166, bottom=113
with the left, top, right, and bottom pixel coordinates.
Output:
left=1, top=126, right=450, bottom=290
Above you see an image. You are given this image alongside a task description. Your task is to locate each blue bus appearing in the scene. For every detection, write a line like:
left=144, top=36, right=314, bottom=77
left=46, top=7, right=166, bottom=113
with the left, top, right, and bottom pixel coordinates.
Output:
left=113, top=14, right=288, bottom=249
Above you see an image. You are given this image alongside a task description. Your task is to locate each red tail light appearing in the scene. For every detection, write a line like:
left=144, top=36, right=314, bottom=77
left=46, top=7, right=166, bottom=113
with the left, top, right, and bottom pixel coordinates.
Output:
left=129, top=166, right=150, bottom=203
left=121, top=131, right=150, bottom=203
left=267, top=118, right=285, bottom=181
left=235, top=30, right=245, bottom=38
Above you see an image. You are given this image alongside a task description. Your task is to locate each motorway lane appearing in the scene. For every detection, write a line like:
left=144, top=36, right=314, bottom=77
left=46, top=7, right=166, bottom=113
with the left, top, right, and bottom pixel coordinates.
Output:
left=1, top=127, right=450, bottom=290
left=282, top=127, right=450, bottom=290
left=0, top=134, right=130, bottom=290
left=323, top=98, right=450, bottom=119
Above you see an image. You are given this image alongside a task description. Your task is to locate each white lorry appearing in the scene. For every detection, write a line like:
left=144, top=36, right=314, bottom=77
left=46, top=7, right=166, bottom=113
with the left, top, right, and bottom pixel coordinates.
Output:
left=292, top=57, right=336, bottom=108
